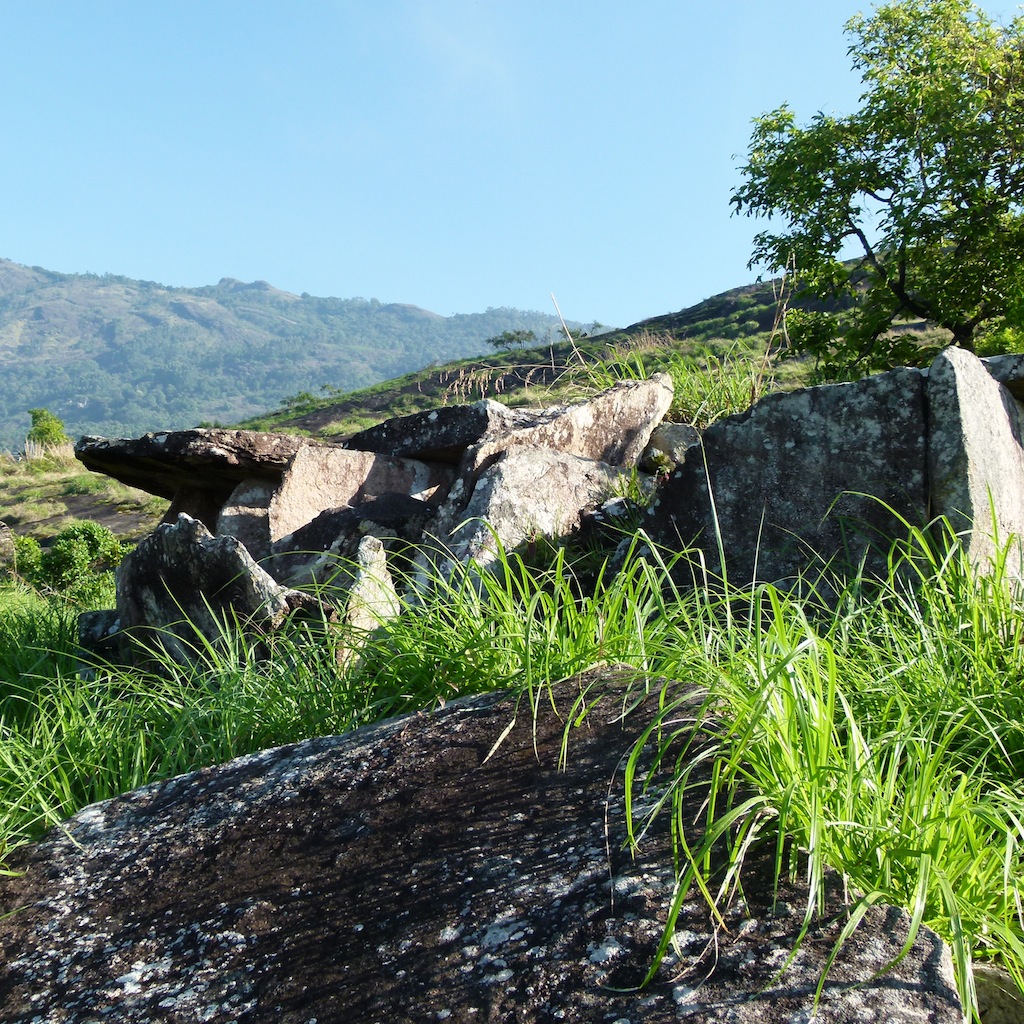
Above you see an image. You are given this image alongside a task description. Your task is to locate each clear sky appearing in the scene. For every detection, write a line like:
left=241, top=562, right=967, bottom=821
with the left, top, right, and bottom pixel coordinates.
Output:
left=1, top=1, right=1019, bottom=329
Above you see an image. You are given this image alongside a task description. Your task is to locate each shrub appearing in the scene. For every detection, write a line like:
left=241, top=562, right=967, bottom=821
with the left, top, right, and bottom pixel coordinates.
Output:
left=7, top=521, right=127, bottom=605
left=26, top=409, right=70, bottom=448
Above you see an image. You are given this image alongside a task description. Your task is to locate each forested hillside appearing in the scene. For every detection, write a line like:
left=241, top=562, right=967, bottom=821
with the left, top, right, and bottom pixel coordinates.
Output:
left=0, top=259, right=575, bottom=450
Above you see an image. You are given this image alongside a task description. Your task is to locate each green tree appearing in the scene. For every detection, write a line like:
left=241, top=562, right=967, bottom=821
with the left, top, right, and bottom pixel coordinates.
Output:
left=731, top=0, right=1024, bottom=377
left=26, top=408, right=70, bottom=447
left=484, top=329, right=536, bottom=352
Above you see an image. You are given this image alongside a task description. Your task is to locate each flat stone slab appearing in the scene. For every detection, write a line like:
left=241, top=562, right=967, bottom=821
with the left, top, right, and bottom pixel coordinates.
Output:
left=75, top=429, right=314, bottom=499
left=0, top=669, right=961, bottom=1023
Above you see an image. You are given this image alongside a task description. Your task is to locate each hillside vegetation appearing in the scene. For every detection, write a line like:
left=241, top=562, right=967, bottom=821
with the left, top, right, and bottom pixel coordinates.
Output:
left=0, top=258, right=577, bottom=451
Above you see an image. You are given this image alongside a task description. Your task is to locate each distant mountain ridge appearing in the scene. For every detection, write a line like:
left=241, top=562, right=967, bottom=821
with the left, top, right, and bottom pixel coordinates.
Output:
left=0, top=259, right=576, bottom=450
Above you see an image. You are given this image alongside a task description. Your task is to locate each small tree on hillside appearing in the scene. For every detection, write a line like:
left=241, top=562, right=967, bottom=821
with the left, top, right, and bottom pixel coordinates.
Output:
left=484, top=329, right=536, bottom=352
left=731, top=0, right=1024, bottom=378
left=26, top=408, right=70, bottom=448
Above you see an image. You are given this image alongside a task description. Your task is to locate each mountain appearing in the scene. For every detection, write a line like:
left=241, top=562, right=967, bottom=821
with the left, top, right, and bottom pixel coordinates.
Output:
left=0, top=259, right=578, bottom=451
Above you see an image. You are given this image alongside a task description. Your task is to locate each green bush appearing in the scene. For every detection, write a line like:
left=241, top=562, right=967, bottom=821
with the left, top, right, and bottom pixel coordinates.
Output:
left=7, top=522, right=127, bottom=605
left=26, top=408, right=70, bottom=447
left=11, top=535, right=42, bottom=582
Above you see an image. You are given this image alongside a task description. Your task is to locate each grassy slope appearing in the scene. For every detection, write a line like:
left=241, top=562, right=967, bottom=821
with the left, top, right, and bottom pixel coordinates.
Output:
left=3, top=278, right=1017, bottom=1013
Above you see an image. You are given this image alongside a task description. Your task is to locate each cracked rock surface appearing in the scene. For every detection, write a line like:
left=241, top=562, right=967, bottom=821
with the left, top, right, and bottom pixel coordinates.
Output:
left=0, top=668, right=961, bottom=1023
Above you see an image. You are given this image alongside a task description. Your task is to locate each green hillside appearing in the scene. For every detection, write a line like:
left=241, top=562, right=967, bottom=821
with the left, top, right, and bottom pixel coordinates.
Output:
left=243, top=276, right=805, bottom=439
left=0, top=259, right=578, bottom=451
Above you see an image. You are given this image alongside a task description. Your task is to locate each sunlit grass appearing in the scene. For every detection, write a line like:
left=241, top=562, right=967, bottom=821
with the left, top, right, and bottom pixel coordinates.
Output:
left=0, top=521, right=1022, bottom=1016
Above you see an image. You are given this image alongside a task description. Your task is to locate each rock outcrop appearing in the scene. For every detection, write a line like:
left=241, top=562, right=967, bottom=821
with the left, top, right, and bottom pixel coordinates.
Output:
left=0, top=669, right=963, bottom=1023
left=72, top=348, right=1024, bottom=658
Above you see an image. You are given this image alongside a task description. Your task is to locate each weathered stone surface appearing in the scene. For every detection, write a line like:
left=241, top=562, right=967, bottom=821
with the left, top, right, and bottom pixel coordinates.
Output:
left=115, top=513, right=326, bottom=665
left=465, top=373, right=675, bottom=473
left=0, top=521, right=14, bottom=571
left=975, top=963, right=1024, bottom=1024
left=0, top=668, right=963, bottom=1023
left=340, top=533, right=402, bottom=637
left=640, top=421, right=702, bottom=474
left=345, top=376, right=673, bottom=472
left=645, top=366, right=929, bottom=586
left=406, top=377, right=673, bottom=588
left=77, top=608, right=121, bottom=661
left=266, top=493, right=431, bottom=589
left=212, top=478, right=277, bottom=559
left=217, top=447, right=452, bottom=560
left=343, top=398, right=539, bottom=462
left=927, top=346, right=1024, bottom=571
left=422, top=447, right=631, bottom=580
left=75, top=430, right=314, bottom=530
left=982, top=352, right=1024, bottom=400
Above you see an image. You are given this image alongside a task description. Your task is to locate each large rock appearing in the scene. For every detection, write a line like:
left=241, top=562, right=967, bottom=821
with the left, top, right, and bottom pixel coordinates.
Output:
left=0, top=668, right=962, bottom=1023
left=217, top=446, right=453, bottom=560
left=75, top=430, right=314, bottom=531
left=114, top=513, right=326, bottom=665
left=928, top=346, right=1024, bottom=571
left=343, top=375, right=673, bottom=469
left=462, top=373, right=675, bottom=473
left=411, top=376, right=673, bottom=585
left=981, top=351, right=1024, bottom=399
left=343, top=398, right=539, bottom=462
left=645, top=366, right=929, bottom=587
left=419, top=447, right=633, bottom=584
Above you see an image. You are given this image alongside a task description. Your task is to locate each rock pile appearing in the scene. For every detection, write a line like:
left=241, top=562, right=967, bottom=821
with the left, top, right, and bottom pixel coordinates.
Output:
left=76, top=348, right=1024, bottom=664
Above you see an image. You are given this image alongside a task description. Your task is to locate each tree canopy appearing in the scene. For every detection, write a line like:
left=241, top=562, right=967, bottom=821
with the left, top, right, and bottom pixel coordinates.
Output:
left=731, top=0, right=1024, bottom=377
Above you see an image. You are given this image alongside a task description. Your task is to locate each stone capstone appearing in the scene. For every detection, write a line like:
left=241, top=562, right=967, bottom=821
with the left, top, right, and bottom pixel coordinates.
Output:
left=342, top=398, right=540, bottom=462
left=0, top=668, right=963, bottom=1024
left=461, top=373, right=675, bottom=474
left=75, top=429, right=314, bottom=531
left=342, top=374, right=673, bottom=470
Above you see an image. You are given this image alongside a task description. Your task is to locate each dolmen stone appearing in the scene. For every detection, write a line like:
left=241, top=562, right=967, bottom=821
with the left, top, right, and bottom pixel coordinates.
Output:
left=645, top=365, right=929, bottom=588
left=0, top=668, right=963, bottom=1023
left=343, top=374, right=674, bottom=469
left=928, top=346, right=1024, bottom=574
left=75, top=429, right=314, bottom=531
left=75, top=377, right=676, bottom=646
left=642, top=347, right=1024, bottom=590
left=114, top=513, right=328, bottom=666
left=342, top=397, right=540, bottom=462
left=414, top=375, right=674, bottom=581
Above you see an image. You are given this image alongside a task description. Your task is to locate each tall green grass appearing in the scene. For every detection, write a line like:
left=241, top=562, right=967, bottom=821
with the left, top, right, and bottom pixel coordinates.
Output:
left=0, top=522, right=1022, bottom=1016
left=625, top=521, right=1024, bottom=1017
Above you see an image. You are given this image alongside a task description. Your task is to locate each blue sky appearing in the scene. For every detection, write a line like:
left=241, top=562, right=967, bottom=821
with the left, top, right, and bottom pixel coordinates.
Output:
left=1, top=1, right=1019, bottom=329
